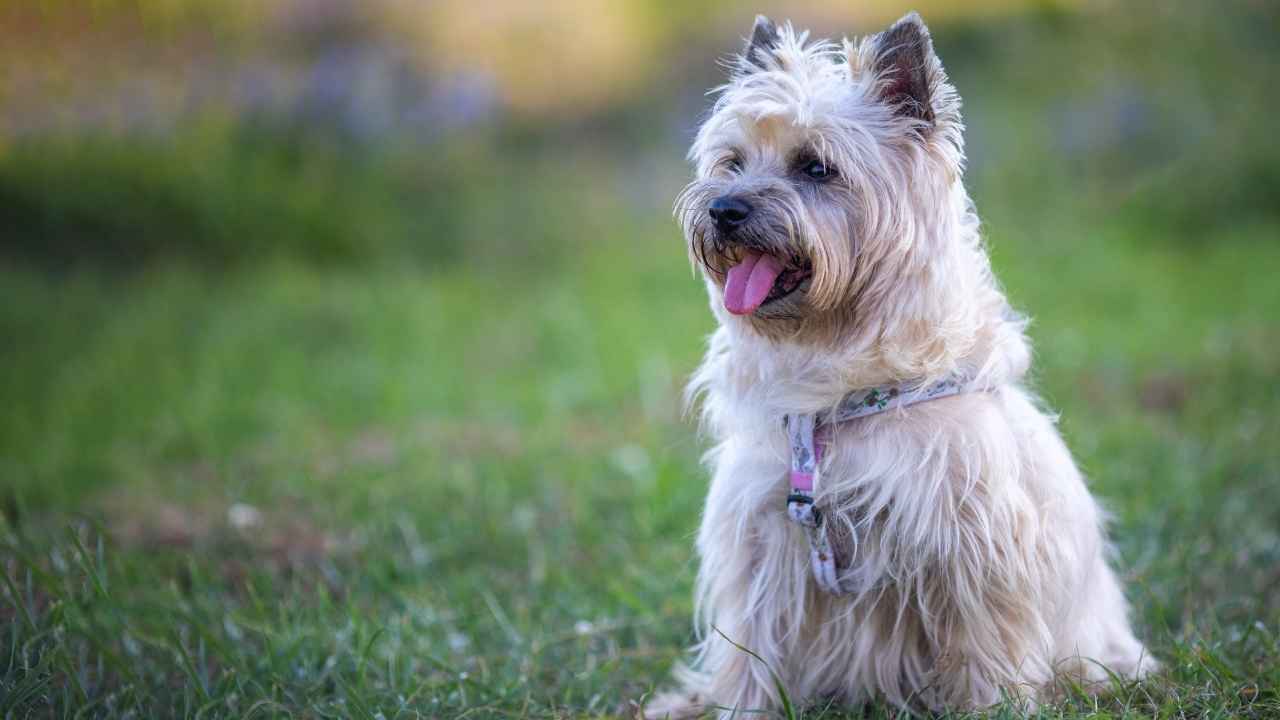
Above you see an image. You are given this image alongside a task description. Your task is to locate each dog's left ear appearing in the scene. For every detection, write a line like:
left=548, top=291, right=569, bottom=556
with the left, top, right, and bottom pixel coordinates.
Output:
left=869, top=12, right=937, bottom=124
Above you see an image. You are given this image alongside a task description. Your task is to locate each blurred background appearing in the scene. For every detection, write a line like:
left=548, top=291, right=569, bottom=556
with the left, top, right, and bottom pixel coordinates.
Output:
left=2, top=0, right=1279, bottom=716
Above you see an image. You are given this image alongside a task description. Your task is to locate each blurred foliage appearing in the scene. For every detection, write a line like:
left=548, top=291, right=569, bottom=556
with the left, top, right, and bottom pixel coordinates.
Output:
left=1, top=0, right=1277, bottom=273
left=0, top=125, right=604, bottom=269
left=0, top=126, right=392, bottom=266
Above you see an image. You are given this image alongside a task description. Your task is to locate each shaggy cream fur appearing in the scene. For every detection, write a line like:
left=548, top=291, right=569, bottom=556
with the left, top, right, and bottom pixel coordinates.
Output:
left=650, top=13, right=1155, bottom=718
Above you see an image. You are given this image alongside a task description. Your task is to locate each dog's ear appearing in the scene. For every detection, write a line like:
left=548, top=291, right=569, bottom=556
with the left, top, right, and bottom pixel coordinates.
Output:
left=739, top=15, right=780, bottom=74
left=869, top=12, right=936, bottom=124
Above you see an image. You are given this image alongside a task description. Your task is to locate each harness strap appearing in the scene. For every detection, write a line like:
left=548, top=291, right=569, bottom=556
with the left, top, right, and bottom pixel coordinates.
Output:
left=784, top=413, right=848, bottom=595
left=783, top=375, right=975, bottom=595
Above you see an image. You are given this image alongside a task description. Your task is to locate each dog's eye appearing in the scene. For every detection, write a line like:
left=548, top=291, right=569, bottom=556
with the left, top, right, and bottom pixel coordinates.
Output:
left=802, top=158, right=835, bottom=181
left=725, top=154, right=744, bottom=173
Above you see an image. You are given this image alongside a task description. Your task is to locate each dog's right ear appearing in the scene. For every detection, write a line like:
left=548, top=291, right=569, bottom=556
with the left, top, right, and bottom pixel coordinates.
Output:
left=738, top=15, right=780, bottom=74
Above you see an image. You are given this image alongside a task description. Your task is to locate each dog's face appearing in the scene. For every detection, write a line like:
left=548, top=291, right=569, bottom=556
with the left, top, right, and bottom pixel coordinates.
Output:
left=676, top=14, right=964, bottom=340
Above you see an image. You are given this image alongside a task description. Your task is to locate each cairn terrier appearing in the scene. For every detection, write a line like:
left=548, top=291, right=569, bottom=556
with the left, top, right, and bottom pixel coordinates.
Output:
left=649, top=13, right=1155, bottom=718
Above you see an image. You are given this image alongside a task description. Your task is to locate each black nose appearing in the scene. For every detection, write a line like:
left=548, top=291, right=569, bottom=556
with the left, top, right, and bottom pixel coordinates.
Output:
left=708, top=196, right=752, bottom=232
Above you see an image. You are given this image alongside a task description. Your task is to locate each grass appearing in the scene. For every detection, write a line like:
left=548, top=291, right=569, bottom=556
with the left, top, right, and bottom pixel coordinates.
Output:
left=3, top=2, right=1280, bottom=716
left=3, top=194, right=1279, bottom=716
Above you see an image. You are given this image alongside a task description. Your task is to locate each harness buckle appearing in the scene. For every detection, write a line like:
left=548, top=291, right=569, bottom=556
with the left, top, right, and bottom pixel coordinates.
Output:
left=786, top=494, right=822, bottom=527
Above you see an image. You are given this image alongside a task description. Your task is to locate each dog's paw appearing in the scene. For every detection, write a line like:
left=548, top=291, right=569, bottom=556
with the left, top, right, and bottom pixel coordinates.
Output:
left=640, top=689, right=706, bottom=719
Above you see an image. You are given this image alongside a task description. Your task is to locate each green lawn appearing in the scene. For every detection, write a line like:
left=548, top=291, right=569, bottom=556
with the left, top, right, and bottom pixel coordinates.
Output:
left=3, top=191, right=1279, bottom=716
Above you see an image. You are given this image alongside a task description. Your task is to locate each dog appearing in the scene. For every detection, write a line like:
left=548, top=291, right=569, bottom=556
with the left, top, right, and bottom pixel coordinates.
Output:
left=648, top=13, right=1156, bottom=718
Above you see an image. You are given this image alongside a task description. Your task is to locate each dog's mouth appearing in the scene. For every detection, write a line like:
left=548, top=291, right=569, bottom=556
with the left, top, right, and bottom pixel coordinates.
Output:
left=722, top=250, right=813, bottom=316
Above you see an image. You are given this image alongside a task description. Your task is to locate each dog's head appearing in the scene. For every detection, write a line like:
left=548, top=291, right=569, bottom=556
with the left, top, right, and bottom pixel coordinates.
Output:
left=676, top=13, right=965, bottom=340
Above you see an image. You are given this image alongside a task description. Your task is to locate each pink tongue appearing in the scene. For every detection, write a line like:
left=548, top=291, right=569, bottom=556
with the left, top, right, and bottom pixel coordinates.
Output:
left=723, top=251, right=785, bottom=315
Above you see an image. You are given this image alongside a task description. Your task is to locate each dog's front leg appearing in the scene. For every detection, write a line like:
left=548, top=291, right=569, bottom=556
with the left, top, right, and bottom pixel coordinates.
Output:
left=699, top=567, right=791, bottom=718
left=692, top=475, right=800, bottom=718
left=907, top=468, right=1057, bottom=709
